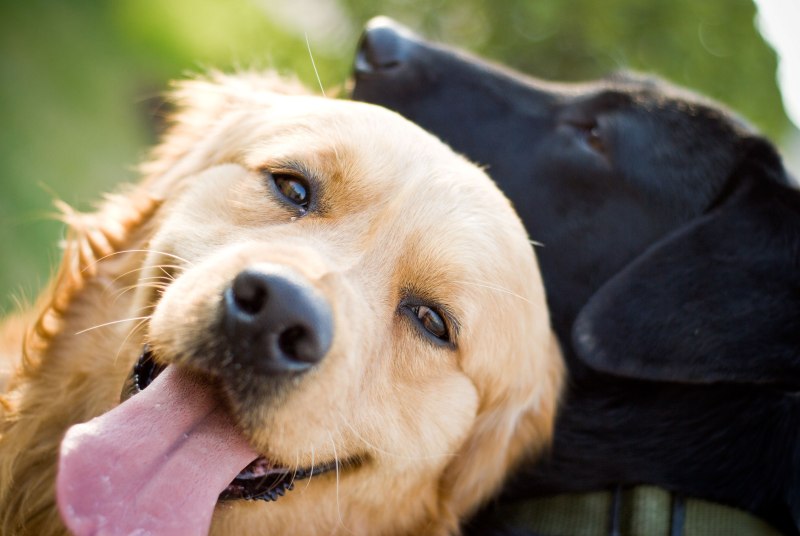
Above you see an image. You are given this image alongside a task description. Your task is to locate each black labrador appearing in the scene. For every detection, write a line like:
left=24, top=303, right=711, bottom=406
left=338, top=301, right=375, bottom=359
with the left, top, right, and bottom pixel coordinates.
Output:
left=352, top=17, right=800, bottom=535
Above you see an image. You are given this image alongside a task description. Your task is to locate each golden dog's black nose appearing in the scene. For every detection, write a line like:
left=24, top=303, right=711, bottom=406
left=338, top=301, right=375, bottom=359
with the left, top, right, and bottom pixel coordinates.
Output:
left=223, top=267, right=333, bottom=375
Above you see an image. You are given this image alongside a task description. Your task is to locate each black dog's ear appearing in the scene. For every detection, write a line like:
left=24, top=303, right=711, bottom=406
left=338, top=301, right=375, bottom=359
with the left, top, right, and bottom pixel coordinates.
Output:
left=573, top=140, right=800, bottom=388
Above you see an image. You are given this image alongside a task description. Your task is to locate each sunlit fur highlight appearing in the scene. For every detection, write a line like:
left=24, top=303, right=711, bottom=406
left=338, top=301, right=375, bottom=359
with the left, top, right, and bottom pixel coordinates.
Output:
left=0, top=72, right=563, bottom=535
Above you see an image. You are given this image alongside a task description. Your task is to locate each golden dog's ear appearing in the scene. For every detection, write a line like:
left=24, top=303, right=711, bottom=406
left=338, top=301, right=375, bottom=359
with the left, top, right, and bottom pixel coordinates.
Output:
left=18, top=71, right=310, bottom=376
left=439, top=324, right=563, bottom=527
left=11, top=188, right=160, bottom=379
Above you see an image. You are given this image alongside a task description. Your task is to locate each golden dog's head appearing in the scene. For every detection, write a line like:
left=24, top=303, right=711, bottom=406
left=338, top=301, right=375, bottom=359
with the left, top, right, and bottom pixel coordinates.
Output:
left=54, top=74, right=563, bottom=536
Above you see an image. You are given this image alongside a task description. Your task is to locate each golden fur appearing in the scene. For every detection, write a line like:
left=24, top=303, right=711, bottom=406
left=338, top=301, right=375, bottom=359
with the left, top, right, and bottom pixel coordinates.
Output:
left=0, top=72, right=563, bottom=535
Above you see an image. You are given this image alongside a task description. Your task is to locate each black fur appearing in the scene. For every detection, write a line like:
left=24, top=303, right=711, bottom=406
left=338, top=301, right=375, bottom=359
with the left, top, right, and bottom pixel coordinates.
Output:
left=352, top=18, right=800, bottom=535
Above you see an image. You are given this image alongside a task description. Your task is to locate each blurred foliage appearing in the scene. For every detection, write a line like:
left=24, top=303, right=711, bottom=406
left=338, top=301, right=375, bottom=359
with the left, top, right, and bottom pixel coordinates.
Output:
left=0, top=0, right=788, bottom=313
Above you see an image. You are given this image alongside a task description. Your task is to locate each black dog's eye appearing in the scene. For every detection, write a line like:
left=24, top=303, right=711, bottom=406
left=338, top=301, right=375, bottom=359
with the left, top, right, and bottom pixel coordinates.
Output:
left=269, top=171, right=310, bottom=210
left=578, top=120, right=605, bottom=153
left=566, top=117, right=606, bottom=156
left=412, top=305, right=448, bottom=341
left=586, top=124, right=604, bottom=153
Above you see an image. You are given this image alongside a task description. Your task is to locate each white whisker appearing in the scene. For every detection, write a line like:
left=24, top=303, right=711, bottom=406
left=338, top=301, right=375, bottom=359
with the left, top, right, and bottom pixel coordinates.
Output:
left=304, top=443, right=316, bottom=492
left=81, top=249, right=193, bottom=274
left=288, top=450, right=301, bottom=491
left=112, top=278, right=171, bottom=294
left=113, top=316, right=150, bottom=364
left=327, top=431, right=351, bottom=535
left=111, top=282, right=168, bottom=305
left=111, top=264, right=183, bottom=285
left=125, top=275, right=172, bottom=284
left=336, top=411, right=454, bottom=461
left=157, top=265, right=176, bottom=279
left=74, top=316, right=151, bottom=336
left=454, top=279, right=535, bottom=305
left=305, top=32, right=326, bottom=98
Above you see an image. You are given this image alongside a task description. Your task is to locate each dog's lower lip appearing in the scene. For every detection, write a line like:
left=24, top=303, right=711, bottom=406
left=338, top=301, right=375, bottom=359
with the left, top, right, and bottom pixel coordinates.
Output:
left=220, top=457, right=295, bottom=502
left=220, top=457, right=345, bottom=502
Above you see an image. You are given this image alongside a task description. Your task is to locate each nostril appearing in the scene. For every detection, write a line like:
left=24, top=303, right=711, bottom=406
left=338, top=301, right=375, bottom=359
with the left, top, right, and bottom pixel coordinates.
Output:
left=278, top=326, right=314, bottom=364
left=231, top=270, right=268, bottom=316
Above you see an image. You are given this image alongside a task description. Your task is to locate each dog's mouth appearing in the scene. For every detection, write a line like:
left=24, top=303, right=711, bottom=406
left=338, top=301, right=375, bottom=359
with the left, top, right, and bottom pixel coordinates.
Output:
left=123, top=346, right=352, bottom=502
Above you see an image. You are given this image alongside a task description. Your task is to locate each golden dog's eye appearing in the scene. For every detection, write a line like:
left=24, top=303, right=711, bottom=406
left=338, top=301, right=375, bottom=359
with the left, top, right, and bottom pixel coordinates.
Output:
left=413, top=305, right=448, bottom=341
left=270, top=172, right=310, bottom=210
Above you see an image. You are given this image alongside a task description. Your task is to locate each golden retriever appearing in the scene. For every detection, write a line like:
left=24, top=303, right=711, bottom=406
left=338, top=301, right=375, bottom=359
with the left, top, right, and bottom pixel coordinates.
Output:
left=0, top=72, right=563, bottom=536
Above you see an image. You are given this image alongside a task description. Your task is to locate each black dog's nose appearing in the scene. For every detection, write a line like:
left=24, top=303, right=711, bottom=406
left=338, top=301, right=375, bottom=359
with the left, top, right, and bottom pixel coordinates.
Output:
left=354, top=17, right=413, bottom=74
left=223, top=267, right=333, bottom=375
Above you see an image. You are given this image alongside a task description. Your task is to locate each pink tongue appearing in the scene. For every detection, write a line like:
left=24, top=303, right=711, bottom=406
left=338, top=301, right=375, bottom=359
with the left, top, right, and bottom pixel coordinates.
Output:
left=57, top=367, right=258, bottom=536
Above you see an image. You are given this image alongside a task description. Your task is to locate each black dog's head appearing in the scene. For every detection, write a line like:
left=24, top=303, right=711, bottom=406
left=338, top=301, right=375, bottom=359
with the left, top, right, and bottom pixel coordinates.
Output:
left=353, top=17, right=800, bottom=533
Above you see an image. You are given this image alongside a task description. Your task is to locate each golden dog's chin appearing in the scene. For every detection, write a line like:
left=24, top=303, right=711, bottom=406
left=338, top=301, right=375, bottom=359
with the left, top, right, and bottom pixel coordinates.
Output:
left=122, top=346, right=364, bottom=504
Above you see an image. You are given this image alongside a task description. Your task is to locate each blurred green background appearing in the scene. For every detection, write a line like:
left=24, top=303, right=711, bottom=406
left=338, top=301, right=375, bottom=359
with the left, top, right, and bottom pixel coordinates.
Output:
left=0, top=0, right=793, bottom=314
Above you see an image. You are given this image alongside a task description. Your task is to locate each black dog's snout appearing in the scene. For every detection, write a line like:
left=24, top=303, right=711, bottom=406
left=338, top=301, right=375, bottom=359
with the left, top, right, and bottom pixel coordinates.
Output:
left=354, top=17, right=412, bottom=73
left=223, top=268, right=333, bottom=375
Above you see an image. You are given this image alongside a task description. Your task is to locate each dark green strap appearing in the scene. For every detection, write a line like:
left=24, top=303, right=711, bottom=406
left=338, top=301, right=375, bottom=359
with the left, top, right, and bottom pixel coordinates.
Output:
left=487, top=486, right=782, bottom=536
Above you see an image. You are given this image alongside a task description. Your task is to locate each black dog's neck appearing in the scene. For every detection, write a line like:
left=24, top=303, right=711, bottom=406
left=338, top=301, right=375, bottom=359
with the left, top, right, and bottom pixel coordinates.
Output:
left=522, top=344, right=800, bottom=534
left=537, top=271, right=800, bottom=533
